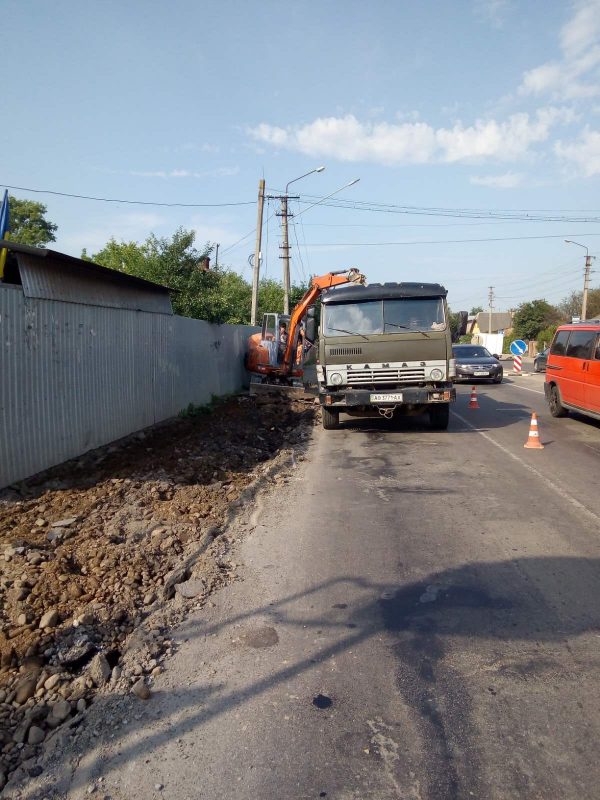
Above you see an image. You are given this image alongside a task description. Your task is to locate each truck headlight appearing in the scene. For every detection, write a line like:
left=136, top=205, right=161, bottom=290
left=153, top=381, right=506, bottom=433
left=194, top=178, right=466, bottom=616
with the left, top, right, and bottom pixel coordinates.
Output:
left=430, top=368, right=443, bottom=381
left=329, top=372, right=343, bottom=386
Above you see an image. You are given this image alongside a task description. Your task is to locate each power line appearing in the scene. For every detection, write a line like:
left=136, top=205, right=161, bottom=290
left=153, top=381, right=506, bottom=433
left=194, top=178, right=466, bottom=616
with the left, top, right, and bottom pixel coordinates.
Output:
left=297, top=233, right=600, bottom=247
left=289, top=194, right=600, bottom=224
left=2, top=183, right=254, bottom=208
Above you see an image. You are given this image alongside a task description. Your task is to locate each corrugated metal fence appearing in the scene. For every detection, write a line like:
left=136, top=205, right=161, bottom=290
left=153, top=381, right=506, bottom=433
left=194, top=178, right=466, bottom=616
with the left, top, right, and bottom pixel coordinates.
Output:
left=0, top=286, right=256, bottom=488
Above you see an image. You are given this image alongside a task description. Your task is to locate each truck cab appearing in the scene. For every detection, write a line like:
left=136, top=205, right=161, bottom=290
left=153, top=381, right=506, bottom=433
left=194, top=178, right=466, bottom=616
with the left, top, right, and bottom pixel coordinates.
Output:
left=317, top=282, right=465, bottom=430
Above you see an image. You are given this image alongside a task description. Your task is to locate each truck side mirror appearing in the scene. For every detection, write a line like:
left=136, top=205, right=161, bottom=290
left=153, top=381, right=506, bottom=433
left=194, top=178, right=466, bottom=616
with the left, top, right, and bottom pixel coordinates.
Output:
left=307, top=307, right=316, bottom=319
left=306, top=318, right=316, bottom=341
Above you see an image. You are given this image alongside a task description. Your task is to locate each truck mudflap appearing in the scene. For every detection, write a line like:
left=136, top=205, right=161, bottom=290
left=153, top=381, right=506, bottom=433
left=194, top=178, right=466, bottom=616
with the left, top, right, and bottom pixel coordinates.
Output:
left=319, top=386, right=455, bottom=407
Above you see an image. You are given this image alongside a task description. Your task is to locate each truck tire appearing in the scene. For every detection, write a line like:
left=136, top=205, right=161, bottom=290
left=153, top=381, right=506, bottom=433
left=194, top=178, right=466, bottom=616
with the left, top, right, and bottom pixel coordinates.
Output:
left=429, top=404, right=450, bottom=430
left=548, top=384, right=567, bottom=418
left=322, top=406, right=339, bottom=430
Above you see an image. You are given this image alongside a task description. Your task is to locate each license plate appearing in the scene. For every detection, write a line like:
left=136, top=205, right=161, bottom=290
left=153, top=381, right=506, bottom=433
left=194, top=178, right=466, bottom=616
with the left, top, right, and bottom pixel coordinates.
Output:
left=474, top=371, right=489, bottom=376
left=370, top=393, right=403, bottom=403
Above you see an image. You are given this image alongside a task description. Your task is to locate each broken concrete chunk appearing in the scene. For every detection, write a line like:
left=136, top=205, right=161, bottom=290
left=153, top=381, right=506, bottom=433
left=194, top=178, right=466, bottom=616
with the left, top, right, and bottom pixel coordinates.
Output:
left=39, top=609, right=59, bottom=629
left=174, top=578, right=205, bottom=599
left=88, top=653, right=111, bottom=687
left=131, top=679, right=151, bottom=700
left=51, top=518, right=77, bottom=528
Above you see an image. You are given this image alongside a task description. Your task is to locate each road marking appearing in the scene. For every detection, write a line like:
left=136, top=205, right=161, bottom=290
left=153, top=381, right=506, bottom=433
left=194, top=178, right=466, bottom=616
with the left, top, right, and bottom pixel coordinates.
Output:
left=452, top=410, right=600, bottom=526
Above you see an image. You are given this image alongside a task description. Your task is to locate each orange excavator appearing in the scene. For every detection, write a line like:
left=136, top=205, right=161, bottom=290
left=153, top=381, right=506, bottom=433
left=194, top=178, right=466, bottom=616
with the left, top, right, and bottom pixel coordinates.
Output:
left=246, top=267, right=366, bottom=393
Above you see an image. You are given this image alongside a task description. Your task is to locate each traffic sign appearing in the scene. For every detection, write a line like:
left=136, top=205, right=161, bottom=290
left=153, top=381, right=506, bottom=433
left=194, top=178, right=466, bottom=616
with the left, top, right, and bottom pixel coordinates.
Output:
left=510, top=339, right=527, bottom=356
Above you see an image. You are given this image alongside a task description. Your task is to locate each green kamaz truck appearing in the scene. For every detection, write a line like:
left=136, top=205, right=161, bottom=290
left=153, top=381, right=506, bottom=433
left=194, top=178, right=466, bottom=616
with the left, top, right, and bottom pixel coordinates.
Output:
left=314, top=282, right=466, bottom=430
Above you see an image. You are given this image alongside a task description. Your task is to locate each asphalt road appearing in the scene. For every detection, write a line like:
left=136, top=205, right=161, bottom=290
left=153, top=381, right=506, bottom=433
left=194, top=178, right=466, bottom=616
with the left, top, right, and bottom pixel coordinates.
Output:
left=57, top=374, right=600, bottom=800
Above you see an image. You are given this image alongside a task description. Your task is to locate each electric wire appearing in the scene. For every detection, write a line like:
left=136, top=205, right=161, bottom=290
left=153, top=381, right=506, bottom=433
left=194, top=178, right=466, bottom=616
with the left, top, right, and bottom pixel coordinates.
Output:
left=296, top=233, right=600, bottom=247
left=2, top=183, right=255, bottom=208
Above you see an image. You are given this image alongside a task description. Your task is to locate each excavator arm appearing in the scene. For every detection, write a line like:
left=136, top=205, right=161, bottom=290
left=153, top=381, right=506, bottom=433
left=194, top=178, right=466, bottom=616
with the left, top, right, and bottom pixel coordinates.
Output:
left=281, top=268, right=365, bottom=371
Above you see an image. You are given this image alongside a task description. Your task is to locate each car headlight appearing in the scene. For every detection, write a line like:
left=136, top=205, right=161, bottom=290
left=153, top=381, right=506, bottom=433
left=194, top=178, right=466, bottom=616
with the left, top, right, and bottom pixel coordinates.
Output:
left=329, top=372, right=343, bottom=386
left=430, top=368, right=443, bottom=381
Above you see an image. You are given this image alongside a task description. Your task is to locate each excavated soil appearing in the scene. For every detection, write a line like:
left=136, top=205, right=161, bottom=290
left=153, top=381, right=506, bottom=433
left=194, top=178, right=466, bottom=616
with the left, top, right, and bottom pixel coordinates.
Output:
left=0, top=394, right=315, bottom=791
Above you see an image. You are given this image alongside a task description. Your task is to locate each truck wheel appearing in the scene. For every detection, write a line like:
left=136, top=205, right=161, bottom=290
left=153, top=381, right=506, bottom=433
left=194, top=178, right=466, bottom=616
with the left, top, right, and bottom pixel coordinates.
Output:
left=429, top=404, right=450, bottom=430
left=548, top=384, right=567, bottom=418
left=322, top=406, right=339, bottom=430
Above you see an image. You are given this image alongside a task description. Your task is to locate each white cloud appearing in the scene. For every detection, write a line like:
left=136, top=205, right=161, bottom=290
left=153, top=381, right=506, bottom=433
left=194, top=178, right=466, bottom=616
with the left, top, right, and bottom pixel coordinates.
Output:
left=248, top=108, right=574, bottom=166
left=518, top=0, right=600, bottom=99
left=470, top=172, right=524, bottom=188
left=555, top=126, right=600, bottom=175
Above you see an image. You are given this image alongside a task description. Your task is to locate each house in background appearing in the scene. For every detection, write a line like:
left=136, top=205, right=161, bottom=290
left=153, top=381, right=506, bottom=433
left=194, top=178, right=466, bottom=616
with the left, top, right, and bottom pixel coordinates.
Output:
left=469, top=311, right=514, bottom=337
left=468, top=311, right=514, bottom=355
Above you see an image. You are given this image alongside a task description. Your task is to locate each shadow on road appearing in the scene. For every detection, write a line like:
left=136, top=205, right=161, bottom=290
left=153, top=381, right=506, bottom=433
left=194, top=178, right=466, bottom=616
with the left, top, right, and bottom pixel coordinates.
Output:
left=20, top=556, right=600, bottom=800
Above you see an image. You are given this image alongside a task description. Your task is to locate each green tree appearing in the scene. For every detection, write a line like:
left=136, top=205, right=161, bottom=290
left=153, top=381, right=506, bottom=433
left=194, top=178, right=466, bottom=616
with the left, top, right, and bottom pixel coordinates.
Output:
left=7, top=195, right=58, bottom=247
left=87, top=228, right=309, bottom=324
left=470, top=306, right=483, bottom=315
left=511, top=299, right=560, bottom=341
left=536, top=325, right=559, bottom=351
left=559, top=287, right=600, bottom=321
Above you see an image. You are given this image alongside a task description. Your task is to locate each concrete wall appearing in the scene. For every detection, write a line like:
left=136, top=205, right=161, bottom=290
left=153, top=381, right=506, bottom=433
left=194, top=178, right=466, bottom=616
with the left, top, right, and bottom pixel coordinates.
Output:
left=0, top=286, right=256, bottom=488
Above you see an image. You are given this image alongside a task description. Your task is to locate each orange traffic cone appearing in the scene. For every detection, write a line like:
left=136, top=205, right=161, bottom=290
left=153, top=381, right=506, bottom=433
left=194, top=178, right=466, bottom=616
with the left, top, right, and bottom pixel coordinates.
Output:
left=468, top=386, right=479, bottom=409
left=524, top=412, right=544, bottom=449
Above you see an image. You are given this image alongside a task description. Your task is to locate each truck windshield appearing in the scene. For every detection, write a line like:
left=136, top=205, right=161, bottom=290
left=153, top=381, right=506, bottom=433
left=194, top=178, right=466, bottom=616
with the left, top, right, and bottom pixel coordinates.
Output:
left=323, top=298, right=446, bottom=336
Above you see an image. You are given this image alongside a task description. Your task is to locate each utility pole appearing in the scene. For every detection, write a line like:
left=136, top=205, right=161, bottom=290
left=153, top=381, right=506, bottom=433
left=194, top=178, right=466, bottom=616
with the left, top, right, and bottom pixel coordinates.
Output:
left=565, top=240, right=596, bottom=321
left=582, top=253, right=593, bottom=321
left=214, top=243, right=219, bottom=269
left=277, top=195, right=298, bottom=315
left=488, top=286, right=494, bottom=335
left=251, top=179, right=265, bottom=326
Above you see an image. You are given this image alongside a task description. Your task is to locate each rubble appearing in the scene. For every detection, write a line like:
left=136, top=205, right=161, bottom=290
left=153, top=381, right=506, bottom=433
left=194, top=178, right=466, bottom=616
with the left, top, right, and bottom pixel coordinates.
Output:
left=0, top=394, right=315, bottom=789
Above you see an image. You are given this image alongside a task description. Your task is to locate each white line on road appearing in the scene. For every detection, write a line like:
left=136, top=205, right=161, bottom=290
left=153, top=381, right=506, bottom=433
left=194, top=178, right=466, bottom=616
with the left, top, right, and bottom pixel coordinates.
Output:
left=452, top=410, right=600, bottom=526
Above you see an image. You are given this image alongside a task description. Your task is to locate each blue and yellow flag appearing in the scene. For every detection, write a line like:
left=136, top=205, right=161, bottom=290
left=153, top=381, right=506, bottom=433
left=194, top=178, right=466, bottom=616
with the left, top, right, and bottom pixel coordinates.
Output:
left=0, top=190, right=9, bottom=280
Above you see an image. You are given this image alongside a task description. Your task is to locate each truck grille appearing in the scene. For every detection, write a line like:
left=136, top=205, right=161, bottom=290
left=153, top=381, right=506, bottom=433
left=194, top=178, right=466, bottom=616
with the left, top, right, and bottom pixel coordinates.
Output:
left=347, top=366, right=426, bottom=385
left=328, top=347, right=363, bottom=357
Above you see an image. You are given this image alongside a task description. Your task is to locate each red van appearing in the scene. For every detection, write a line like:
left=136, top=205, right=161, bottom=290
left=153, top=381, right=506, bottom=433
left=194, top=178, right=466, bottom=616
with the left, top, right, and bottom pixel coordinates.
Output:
left=544, top=320, right=600, bottom=421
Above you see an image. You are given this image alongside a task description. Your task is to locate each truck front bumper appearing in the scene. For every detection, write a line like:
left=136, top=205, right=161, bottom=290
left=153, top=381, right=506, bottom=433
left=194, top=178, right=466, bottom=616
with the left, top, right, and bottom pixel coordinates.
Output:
left=319, top=386, right=455, bottom=407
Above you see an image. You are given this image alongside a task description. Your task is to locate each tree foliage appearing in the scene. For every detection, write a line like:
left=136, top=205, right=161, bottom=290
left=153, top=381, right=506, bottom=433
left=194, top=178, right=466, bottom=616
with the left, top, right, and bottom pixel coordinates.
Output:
left=6, top=195, right=58, bottom=247
left=558, top=287, right=600, bottom=321
left=85, top=228, right=308, bottom=324
left=536, top=325, right=559, bottom=351
left=511, top=299, right=561, bottom=341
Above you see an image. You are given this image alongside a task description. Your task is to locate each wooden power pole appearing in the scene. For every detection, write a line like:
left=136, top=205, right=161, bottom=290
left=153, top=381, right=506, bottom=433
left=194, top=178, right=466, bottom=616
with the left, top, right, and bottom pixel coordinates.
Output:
left=251, top=179, right=265, bottom=326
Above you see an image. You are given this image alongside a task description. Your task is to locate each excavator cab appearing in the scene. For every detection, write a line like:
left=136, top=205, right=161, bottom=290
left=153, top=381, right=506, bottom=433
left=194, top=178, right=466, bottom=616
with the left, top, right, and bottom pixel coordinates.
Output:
left=260, top=312, right=291, bottom=366
left=246, top=312, right=293, bottom=375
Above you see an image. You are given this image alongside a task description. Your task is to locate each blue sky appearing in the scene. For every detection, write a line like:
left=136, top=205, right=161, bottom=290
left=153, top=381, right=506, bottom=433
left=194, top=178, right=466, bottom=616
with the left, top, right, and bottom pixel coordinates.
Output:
left=3, top=0, right=600, bottom=312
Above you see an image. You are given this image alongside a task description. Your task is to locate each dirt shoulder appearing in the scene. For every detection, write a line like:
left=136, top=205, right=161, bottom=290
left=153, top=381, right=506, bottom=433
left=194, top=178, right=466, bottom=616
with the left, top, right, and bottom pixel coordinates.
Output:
left=0, top=394, right=315, bottom=794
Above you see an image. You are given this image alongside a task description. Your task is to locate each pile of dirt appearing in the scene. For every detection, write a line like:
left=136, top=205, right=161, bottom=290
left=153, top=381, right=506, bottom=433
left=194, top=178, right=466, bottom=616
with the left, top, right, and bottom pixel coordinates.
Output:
left=0, top=394, right=315, bottom=791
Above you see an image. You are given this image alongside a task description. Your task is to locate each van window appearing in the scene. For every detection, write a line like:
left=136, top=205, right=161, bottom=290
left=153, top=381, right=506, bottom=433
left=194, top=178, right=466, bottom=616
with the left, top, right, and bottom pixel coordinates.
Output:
left=594, top=335, right=600, bottom=361
left=550, top=330, right=570, bottom=356
left=565, top=330, right=595, bottom=359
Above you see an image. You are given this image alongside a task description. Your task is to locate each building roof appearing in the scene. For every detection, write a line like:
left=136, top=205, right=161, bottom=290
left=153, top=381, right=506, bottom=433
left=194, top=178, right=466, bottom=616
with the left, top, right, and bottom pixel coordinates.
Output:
left=0, top=240, right=173, bottom=314
left=474, top=311, right=513, bottom=332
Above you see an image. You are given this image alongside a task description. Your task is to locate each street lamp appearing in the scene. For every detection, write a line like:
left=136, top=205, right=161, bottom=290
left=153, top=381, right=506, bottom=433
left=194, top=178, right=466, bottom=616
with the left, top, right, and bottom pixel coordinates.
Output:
left=281, top=167, right=325, bottom=313
left=565, top=239, right=595, bottom=320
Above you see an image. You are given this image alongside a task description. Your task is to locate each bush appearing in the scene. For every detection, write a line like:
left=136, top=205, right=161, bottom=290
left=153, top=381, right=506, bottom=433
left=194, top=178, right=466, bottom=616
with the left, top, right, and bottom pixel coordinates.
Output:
left=537, top=325, right=558, bottom=352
